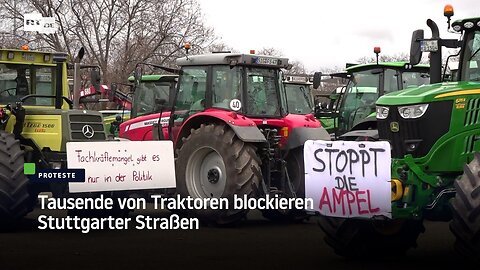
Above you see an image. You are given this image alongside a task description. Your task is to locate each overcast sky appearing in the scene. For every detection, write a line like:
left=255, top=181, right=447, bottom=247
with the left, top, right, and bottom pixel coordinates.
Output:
left=197, top=0, right=478, bottom=71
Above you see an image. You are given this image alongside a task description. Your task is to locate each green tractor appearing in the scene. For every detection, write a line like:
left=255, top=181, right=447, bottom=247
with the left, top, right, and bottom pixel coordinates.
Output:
left=103, top=74, right=177, bottom=137
left=313, top=60, right=430, bottom=140
left=318, top=6, right=480, bottom=259
left=0, top=48, right=108, bottom=228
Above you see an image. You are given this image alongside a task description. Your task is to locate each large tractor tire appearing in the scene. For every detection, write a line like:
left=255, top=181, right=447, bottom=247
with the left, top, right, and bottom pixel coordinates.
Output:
left=450, top=152, right=480, bottom=260
left=0, top=131, right=32, bottom=229
left=175, top=124, right=262, bottom=225
left=262, top=148, right=307, bottom=222
left=318, top=217, right=424, bottom=258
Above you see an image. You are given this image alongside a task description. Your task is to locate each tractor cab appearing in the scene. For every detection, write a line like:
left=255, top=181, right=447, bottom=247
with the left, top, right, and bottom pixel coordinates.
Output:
left=129, top=74, right=177, bottom=119
left=314, top=62, right=430, bottom=139
left=0, top=50, right=68, bottom=107
left=283, top=75, right=314, bottom=115
left=118, top=74, right=177, bottom=141
left=172, top=53, right=288, bottom=122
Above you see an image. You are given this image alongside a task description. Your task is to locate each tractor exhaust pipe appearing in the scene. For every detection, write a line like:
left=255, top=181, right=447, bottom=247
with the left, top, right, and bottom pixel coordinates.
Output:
left=427, top=19, right=443, bottom=84
left=72, top=48, right=85, bottom=109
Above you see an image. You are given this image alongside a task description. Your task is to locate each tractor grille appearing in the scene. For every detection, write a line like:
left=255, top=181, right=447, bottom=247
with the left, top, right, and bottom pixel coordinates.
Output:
left=378, top=101, right=452, bottom=158
left=464, top=98, right=480, bottom=126
left=69, top=113, right=106, bottom=141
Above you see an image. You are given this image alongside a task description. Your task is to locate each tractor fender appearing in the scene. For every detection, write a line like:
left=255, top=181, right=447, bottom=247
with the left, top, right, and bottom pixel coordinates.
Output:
left=286, top=127, right=330, bottom=150
left=339, top=129, right=379, bottom=140
left=175, top=111, right=266, bottom=149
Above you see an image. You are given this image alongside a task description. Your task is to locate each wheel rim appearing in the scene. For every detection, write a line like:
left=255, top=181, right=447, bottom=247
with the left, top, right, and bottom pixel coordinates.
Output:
left=185, top=147, right=227, bottom=198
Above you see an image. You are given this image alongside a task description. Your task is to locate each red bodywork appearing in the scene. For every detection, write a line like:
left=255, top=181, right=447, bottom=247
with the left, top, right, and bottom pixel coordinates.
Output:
left=120, top=111, right=172, bottom=140
left=120, top=107, right=320, bottom=148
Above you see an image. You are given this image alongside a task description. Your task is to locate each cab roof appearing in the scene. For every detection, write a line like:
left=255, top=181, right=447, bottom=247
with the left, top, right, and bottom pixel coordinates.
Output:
left=127, top=74, right=178, bottom=82
left=346, top=62, right=430, bottom=72
left=176, top=53, right=290, bottom=69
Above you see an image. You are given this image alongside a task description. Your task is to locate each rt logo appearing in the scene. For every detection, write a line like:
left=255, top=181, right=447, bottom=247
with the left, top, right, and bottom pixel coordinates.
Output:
left=25, top=19, right=40, bottom=26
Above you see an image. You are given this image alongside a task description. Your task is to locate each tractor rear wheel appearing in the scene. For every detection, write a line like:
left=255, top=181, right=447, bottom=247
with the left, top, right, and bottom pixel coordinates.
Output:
left=318, top=217, right=424, bottom=258
left=0, top=131, right=32, bottom=229
left=450, top=152, right=480, bottom=260
left=175, top=124, right=261, bottom=225
left=262, top=148, right=307, bottom=222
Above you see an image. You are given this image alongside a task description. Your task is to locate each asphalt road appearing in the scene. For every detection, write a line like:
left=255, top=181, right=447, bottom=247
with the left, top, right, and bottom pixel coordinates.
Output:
left=0, top=206, right=467, bottom=270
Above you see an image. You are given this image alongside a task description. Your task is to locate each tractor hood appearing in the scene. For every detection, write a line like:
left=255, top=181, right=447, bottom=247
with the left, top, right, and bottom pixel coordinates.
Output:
left=376, top=81, right=480, bottom=106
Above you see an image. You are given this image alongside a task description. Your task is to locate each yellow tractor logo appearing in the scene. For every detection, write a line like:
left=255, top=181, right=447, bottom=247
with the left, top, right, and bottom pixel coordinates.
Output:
left=390, top=122, right=400, bottom=133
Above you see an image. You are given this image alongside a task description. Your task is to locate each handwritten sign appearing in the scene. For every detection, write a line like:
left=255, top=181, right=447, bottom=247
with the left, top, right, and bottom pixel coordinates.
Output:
left=67, top=141, right=176, bottom=193
left=304, top=140, right=391, bottom=218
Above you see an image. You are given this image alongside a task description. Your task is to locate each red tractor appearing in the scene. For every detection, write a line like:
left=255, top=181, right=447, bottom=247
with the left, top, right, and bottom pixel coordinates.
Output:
left=134, top=52, right=330, bottom=224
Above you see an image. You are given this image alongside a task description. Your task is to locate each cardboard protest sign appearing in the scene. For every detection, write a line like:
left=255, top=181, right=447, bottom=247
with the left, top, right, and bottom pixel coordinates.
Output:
left=304, top=140, right=391, bottom=218
left=67, top=141, right=176, bottom=193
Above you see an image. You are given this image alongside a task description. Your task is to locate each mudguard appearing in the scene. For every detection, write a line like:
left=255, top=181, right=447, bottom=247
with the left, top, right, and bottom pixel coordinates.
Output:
left=228, top=124, right=266, bottom=142
left=176, top=110, right=267, bottom=145
left=286, top=127, right=330, bottom=149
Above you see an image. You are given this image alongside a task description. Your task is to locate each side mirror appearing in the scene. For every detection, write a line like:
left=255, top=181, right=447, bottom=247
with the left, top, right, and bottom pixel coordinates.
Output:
left=410, top=29, right=424, bottom=66
left=109, top=83, right=117, bottom=102
left=90, top=68, right=101, bottom=92
left=313, top=72, right=322, bottom=89
left=74, top=47, right=85, bottom=63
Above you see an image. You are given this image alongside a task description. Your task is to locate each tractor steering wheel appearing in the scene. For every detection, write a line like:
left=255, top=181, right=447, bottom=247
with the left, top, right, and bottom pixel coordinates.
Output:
left=0, top=88, right=16, bottom=96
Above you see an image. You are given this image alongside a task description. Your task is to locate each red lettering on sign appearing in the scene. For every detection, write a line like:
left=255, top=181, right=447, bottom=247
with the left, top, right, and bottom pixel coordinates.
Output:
left=318, top=188, right=378, bottom=216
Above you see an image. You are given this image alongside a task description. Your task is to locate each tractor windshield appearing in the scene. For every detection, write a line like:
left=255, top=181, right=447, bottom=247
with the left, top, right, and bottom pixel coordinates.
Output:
left=401, top=71, right=430, bottom=88
left=211, top=66, right=242, bottom=110
left=461, top=30, right=480, bottom=81
left=245, top=67, right=282, bottom=117
left=338, top=70, right=379, bottom=133
left=176, top=67, right=208, bottom=113
left=284, top=83, right=313, bottom=114
left=132, top=80, right=171, bottom=117
left=0, top=64, right=55, bottom=106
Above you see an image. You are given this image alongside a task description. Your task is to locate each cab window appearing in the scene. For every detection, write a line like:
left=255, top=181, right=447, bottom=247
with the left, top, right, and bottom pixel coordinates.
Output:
left=0, top=64, right=55, bottom=105
left=176, top=67, right=207, bottom=113
left=211, top=66, right=242, bottom=111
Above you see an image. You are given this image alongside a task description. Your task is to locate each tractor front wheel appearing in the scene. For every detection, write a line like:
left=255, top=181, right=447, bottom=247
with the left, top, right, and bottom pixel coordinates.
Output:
left=0, top=131, right=32, bottom=229
left=318, top=217, right=424, bottom=258
left=450, top=152, right=480, bottom=260
left=176, top=124, right=262, bottom=225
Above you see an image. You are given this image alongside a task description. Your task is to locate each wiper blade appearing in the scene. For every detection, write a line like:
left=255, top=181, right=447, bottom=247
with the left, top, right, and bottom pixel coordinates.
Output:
left=470, top=47, right=480, bottom=61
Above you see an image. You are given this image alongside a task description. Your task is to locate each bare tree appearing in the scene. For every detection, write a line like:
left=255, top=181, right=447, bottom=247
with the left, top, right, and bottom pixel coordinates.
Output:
left=0, top=0, right=215, bottom=84
left=257, top=47, right=284, bottom=56
left=356, top=52, right=410, bottom=64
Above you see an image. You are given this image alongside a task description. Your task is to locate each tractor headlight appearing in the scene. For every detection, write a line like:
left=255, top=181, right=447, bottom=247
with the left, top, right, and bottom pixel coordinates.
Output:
left=398, top=104, right=429, bottom=119
left=376, top=106, right=390, bottom=119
